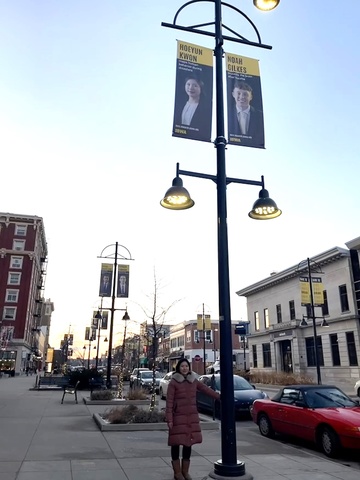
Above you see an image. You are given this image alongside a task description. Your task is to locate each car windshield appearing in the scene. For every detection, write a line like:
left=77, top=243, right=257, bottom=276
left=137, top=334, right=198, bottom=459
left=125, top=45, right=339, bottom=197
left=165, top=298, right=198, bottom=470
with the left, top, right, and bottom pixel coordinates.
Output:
left=214, top=376, right=252, bottom=391
left=141, top=371, right=161, bottom=379
left=304, top=388, right=357, bottom=408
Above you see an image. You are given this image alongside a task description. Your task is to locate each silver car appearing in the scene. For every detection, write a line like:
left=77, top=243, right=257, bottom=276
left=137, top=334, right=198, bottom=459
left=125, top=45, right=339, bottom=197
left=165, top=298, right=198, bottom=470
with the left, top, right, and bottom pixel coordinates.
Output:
left=159, top=371, right=175, bottom=399
left=133, top=370, right=161, bottom=394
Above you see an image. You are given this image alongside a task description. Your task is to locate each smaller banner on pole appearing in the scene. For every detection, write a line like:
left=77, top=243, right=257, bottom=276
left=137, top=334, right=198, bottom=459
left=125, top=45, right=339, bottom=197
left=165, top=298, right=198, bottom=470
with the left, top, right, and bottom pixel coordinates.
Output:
left=99, top=263, right=113, bottom=297
left=117, top=264, right=130, bottom=298
left=173, top=40, right=213, bottom=142
left=226, top=53, right=265, bottom=148
left=312, top=277, right=324, bottom=306
left=300, top=276, right=311, bottom=305
left=101, top=311, right=108, bottom=329
left=85, top=327, right=90, bottom=341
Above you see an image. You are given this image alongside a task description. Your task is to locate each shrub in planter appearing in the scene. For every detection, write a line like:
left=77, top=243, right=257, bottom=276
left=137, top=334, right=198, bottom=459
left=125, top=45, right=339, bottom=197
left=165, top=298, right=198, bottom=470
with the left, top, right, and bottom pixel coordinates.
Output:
left=103, top=405, right=166, bottom=424
left=127, top=387, right=148, bottom=400
left=91, top=389, right=114, bottom=401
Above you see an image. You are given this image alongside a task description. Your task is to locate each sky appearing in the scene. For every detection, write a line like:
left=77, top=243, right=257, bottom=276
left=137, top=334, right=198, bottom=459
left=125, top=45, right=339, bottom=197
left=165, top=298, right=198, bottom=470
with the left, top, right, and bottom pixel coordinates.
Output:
left=1, top=1, right=360, bottom=357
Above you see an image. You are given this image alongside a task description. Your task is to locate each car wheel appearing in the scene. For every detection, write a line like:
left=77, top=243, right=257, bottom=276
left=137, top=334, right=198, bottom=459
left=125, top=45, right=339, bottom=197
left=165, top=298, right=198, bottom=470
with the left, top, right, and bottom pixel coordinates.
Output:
left=258, top=413, right=275, bottom=438
left=318, top=426, right=340, bottom=458
left=160, top=387, right=165, bottom=400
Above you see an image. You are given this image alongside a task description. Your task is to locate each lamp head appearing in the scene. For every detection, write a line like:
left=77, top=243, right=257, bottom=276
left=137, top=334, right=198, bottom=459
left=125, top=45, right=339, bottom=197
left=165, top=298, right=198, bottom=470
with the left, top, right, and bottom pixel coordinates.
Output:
left=253, top=0, right=280, bottom=11
left=94, top=310, right=102, bottom=319
left=249, top=188, right=282, bottom=220
left=160, top=176, right=195, bottom=210
left=104, top=337, right=108, bottom=342
left=122, top=311, right=130, bottom=321
left=321, top=318, right=329, bottom=328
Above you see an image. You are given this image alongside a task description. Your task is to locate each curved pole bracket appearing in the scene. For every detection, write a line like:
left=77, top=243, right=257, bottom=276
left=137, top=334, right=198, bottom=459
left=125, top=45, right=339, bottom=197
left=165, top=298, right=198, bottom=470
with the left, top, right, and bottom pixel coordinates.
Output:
left=162, top=0, right=272, bottom=50
left=98, top=244, right=134, bottom=261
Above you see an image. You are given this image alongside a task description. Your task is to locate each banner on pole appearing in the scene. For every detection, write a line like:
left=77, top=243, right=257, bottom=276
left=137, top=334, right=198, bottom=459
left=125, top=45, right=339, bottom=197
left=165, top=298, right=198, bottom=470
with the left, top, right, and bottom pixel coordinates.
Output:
left=117, top=264, right=130, bottom=298
left=172, top=40, right=213, bottom=142
left=300, top=276, right=324, bottom=306
left=99, top=263, right=113, bottom=297
left=226, top=53, right=265, bottom=148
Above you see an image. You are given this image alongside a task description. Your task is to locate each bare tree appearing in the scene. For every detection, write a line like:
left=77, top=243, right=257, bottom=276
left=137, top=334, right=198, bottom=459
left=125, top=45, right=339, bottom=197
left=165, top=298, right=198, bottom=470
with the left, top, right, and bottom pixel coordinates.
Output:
left=138, top=269, right=181, bottom=411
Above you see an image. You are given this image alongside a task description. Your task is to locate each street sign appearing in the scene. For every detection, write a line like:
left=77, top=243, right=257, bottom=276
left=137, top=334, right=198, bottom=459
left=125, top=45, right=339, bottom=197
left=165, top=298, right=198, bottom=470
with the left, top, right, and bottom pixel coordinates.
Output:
left=194, top=354, right=201, bottom=362
left=235, top=324, right=247, bottom=335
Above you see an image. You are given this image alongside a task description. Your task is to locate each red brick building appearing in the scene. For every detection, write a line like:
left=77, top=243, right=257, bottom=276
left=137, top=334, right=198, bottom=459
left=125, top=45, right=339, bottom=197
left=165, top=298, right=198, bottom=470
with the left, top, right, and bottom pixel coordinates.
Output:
left=0, top=213, right=48, bottom=374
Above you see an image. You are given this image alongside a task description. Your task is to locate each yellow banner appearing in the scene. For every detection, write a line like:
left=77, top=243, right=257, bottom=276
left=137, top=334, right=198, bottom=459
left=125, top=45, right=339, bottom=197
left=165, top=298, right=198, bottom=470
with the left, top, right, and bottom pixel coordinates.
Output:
left=226, top=53, right=260, bottom=76
left=177, top=41, right=213, bottom=66
left=300, top=277, right=311, bottom=305
left=197, top=314, right=211, bottom=330
left=313, top=279, right=324, bottom=306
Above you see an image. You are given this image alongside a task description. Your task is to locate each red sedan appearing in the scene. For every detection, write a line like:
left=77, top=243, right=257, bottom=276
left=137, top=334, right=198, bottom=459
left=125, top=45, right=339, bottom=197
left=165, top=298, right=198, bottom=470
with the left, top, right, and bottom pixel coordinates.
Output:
left=251, top=384, right=360, bottom=457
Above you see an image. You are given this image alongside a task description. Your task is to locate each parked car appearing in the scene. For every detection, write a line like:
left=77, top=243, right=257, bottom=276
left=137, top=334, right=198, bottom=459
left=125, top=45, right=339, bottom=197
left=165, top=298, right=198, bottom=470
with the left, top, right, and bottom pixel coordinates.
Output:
left=129, top=368, right=150, bottom=388
left=251, top=384, right=360, bottom=458
left=196, top=374, right=268, bottom=417
left=354, top=379, right=360, bottom=397
left=206, top=361, right=220, bottom=374
left=133, top=370, right=162, bottom=394
left=159, top=371, right=175, bottom=399
left=159, top=371, right=200, bottom=399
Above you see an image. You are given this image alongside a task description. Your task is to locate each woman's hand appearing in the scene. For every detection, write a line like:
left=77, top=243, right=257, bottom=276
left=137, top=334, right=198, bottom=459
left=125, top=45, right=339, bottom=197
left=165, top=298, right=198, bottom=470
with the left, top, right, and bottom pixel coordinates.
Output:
left=167, top=422, right=173, bottom=429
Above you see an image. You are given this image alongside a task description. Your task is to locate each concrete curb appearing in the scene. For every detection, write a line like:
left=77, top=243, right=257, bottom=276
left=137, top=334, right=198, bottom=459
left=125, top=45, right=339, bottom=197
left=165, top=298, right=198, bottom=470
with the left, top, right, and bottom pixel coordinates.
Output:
left=93, top=413, right=220, bottom=432
left=83, top=397, right=158, bottom=405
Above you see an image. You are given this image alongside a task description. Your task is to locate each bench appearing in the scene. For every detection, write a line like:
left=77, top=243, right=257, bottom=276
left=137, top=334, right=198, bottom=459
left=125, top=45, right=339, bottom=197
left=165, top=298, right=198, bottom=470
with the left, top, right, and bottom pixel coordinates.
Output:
left=36, top=375, right=71, bottom=389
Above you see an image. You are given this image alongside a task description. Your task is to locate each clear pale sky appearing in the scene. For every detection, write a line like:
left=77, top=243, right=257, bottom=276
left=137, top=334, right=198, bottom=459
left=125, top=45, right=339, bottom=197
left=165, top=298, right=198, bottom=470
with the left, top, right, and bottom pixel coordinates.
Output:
left=1, top=1, right=359, bottom=356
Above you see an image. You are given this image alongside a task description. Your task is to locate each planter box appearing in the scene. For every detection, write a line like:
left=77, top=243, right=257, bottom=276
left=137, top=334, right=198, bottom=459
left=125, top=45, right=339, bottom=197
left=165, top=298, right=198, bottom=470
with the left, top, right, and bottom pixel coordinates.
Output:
left=93, top=413, right=219, bottom=432
left=83, top=397, right=158, bottom=406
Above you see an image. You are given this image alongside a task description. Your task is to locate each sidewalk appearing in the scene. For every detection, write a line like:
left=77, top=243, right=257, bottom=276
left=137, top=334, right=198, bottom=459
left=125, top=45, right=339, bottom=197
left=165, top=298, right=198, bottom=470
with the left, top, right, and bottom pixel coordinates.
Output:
left=0, top=375, right=358, bottom=480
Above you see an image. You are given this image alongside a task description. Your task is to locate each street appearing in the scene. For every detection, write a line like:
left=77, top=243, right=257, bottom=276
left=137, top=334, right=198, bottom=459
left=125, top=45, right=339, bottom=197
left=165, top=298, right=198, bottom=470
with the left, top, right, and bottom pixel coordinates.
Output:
left=157, top=394, right=360, bottom=471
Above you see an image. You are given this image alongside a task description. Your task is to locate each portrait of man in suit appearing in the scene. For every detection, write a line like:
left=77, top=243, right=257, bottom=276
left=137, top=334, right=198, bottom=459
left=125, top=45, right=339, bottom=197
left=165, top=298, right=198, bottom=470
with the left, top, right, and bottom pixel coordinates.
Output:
left=99, top=274, right=112, bottom=297
left=117, top=274, right=128, bottom=298
left=227, top=80, right=264, bottom=148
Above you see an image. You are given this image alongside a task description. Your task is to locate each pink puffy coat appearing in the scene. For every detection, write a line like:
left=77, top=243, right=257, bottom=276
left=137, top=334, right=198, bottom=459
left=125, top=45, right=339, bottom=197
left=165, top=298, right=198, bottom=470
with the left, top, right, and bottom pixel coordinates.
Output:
left=166, top=372, right=220, bottom=447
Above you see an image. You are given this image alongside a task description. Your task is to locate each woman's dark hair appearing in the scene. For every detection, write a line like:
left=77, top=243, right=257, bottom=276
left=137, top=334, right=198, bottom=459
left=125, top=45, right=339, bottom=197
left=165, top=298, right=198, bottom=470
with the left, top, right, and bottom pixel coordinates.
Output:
left=175, top=358, right=191, bottom=373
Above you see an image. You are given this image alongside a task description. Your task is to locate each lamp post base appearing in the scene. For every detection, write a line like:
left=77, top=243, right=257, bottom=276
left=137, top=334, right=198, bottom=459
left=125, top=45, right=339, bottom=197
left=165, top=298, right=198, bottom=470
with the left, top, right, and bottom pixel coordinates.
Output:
left=209, top=461, right=253, bottom=479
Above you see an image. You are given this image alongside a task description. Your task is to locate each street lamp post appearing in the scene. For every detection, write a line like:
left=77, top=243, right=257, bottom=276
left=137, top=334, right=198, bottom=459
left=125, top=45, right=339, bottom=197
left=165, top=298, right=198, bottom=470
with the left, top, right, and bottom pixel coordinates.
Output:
left=97, top=242, right=133, bottom=389
left=298, top=257, right=326, bottom=385
left=161, top=1, right=281, bottom=477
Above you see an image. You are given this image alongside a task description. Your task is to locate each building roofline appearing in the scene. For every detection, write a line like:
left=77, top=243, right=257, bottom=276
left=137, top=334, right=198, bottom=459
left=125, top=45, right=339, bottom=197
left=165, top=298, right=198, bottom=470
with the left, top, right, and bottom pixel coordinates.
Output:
left=236, top=246, right=350, bottom=297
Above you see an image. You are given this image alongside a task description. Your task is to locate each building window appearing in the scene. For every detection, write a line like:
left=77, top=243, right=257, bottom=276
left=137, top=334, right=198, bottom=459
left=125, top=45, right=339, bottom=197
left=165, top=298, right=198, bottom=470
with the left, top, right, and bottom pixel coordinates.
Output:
left=306, top=304, right=313, bottom=318
left=186, top=330, right=191, bottom=343
left=330, top=334, right=340, bottom=366
left=305, top=336, right=324, bottom=367
left=2, top=307, right=16, bottom=320
left=252, top=344, right=258, bottom=368
left=5, top=290, right=19, bottom=303
left=339, top=284, right=350, bottom=312
left=10, top=256, right=23, bottom=269
left=264, top=308, right=270, bottom=329
left=254, top=311, right=260, bottom=331
left=8, top=272, right=21, bottom=285
left=276, top=304, right=282, bottom=323
left=15, top=224, right=27, bottom=236
left=322, top=290, right=329, bottom=316
left=289, top=300, right=296, bottom=320
left=194, top=331, right=199, bottom=343
left=262, top=343, right=272, bottom=367
left=12, top=239, right=25, bottom=251
left=346, top=331, right=358, bottom=366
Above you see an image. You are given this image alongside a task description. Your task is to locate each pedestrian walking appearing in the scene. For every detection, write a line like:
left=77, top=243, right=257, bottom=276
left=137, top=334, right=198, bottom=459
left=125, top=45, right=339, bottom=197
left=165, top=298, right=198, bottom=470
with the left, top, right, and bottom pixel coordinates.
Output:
left=166, top=358, right=220, bottom=480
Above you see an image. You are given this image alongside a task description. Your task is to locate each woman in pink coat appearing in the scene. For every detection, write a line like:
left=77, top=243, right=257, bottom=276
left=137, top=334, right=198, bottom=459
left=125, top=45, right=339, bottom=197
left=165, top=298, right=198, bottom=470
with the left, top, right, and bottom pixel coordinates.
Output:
left=166, top=358, right=220, bottom=480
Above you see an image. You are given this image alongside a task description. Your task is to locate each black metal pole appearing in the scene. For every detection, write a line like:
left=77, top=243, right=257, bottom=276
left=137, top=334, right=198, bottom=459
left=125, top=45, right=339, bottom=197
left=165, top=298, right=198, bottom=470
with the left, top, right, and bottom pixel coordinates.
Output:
left=106, top=242, right=118, bottom=388
left=87, top=340, right=91, bottom=369
left=203, top=304, right=206, bottom=375
left=308, top=257, right=321, bottom=384
left=213, top=0, right=243, bottom=476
